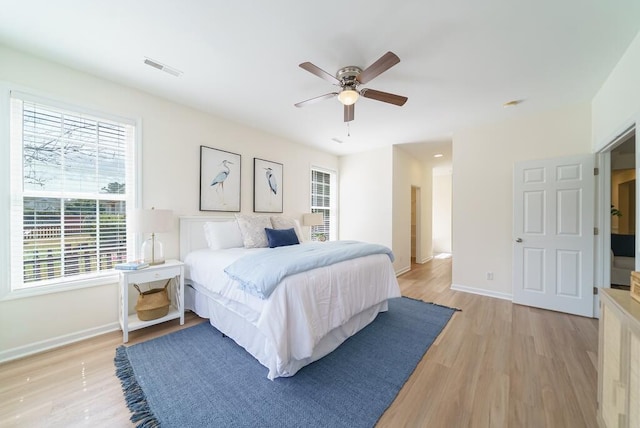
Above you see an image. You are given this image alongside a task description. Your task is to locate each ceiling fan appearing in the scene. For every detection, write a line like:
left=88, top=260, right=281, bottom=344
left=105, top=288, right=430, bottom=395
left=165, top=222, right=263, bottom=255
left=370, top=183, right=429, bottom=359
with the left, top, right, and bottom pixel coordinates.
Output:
left=294, top=51, right=408, bottom=122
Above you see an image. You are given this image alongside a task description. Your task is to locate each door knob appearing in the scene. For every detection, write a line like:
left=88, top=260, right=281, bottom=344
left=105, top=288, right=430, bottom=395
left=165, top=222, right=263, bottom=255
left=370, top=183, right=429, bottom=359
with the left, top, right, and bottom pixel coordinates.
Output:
left=515, top=238, right=523, bottom=243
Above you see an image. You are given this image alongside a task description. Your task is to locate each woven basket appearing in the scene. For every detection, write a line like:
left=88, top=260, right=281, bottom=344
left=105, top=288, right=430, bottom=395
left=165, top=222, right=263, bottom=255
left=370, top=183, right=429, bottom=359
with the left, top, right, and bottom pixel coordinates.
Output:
left=134, top=280, right=170, bottom=321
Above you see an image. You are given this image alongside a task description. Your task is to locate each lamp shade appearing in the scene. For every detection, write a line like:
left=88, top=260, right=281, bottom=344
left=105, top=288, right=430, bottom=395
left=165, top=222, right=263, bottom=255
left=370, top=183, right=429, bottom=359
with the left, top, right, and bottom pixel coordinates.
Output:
left=130, top=208, right=173, bottom=233
left=303, top=212, right=324, bottom=226
left=337, top=89, right=359, bottom=106
left=129, top=208, right=173, bottom=265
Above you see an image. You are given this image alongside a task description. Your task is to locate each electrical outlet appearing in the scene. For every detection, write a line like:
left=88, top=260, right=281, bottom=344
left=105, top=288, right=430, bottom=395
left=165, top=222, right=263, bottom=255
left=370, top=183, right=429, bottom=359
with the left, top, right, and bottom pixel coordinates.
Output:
left=486, top=272, right=494, bottom=280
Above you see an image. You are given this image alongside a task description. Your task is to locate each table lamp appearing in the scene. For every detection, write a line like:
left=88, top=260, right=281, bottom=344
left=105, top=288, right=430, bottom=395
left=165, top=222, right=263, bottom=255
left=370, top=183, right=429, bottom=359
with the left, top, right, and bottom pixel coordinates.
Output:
left=130, top=207, right=173, bottom=265
left=303, top=212, right=325, bottom=241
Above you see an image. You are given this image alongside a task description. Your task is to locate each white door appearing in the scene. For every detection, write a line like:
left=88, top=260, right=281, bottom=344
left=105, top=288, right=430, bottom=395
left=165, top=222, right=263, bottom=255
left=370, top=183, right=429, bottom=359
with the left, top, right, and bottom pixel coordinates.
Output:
left=513, top=154, right=595, bottom=317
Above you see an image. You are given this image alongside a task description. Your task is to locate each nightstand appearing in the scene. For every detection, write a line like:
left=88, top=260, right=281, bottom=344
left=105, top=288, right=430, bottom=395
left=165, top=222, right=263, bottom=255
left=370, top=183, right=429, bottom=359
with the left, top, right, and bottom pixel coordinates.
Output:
left=118, top=259, right=184, bottom=342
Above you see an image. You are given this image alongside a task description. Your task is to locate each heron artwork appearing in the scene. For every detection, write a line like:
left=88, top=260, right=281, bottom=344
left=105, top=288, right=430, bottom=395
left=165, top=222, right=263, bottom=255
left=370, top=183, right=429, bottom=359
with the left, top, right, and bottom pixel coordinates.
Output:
left=211, top=160, right=233, bottom=189
left=264, top=167, right=278, bottom=195
left=211, top=159, right=233, bottom=204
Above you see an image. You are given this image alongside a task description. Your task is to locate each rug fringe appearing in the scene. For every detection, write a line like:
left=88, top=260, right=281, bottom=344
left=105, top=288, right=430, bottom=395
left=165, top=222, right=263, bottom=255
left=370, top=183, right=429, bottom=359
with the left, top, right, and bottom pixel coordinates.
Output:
left=114, top=346, right=161, bottom=428
left=429, top=302, right=462, bottom=312
left=402, top=295, right=462, bottom=312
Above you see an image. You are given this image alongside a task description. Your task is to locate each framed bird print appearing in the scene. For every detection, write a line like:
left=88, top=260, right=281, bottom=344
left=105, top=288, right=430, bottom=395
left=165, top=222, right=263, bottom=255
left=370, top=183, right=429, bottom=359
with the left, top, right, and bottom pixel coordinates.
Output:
left=200, top=146, right=241, bottom=212
left=253, top=158, right=283, bottom=213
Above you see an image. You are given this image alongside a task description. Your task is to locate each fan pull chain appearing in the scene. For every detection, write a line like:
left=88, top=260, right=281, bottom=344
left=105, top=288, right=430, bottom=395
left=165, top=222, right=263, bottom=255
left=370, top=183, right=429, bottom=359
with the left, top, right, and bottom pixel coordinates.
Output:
left=347, top=122, right=351, bottom=137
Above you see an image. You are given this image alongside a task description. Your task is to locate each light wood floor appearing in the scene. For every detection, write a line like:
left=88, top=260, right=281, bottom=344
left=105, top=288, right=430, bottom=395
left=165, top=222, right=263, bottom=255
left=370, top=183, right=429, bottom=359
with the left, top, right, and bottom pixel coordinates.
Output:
left=0, top=256, right=599, bottom=427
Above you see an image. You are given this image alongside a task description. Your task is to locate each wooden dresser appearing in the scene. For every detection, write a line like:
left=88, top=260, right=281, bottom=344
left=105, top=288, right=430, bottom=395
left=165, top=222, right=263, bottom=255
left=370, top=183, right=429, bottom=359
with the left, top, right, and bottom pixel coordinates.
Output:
left=598, top=288, right=640, bottom=427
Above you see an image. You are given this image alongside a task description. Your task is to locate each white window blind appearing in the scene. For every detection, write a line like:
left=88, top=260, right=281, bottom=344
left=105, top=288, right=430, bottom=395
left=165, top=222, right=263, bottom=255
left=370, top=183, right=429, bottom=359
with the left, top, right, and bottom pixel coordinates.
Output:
left=9, top=94, right=136, bottom=291
left=310, top=168, right=337, bottom=241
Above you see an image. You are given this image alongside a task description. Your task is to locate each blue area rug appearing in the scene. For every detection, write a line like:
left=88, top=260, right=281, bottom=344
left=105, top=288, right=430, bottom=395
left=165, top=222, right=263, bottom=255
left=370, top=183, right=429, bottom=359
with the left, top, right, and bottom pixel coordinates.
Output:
left=115, top=297, right=457, bottom=427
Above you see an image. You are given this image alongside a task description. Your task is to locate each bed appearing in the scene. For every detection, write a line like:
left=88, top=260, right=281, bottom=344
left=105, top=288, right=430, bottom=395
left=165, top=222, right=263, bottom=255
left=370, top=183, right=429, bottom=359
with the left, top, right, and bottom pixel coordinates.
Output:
left=179, top=215, right=401, bottom=380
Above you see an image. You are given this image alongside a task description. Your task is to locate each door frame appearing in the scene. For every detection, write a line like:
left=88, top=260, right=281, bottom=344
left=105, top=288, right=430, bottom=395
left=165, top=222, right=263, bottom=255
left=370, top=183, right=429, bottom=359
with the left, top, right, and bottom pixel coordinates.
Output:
left=411, top=185, right=422, bottom=263
left=595, top=124, right=636, bottom=318
left=594, top=151, right=610, bottom=318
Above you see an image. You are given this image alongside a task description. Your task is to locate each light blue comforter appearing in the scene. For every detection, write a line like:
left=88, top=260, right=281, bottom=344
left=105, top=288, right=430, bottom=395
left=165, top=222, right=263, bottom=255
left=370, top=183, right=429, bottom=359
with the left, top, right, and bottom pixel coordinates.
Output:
left=224, top=241, right=395, bottom=299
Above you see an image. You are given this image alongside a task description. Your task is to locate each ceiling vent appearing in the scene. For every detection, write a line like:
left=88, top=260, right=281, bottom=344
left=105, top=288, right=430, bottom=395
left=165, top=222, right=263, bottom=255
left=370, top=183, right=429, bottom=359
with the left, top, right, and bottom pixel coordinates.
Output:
left=143, top=58, right=182, bottom=77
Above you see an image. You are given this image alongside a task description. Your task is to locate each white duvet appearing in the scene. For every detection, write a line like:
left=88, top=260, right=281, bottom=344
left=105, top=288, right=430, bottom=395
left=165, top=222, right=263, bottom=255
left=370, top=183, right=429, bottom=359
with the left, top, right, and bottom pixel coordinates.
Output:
left=184, top=245, right=401, bottom=379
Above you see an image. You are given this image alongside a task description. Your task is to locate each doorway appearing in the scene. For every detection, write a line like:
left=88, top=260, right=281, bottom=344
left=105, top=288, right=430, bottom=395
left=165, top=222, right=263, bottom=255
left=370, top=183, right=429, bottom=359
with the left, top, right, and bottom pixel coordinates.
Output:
left=609, top=131, right=636, bottom=291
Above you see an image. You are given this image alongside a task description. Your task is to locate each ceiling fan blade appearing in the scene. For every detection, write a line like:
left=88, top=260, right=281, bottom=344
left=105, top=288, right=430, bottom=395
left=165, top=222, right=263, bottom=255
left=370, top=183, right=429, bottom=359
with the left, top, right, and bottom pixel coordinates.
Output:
left=294, top=92, right=338, bottom=108
left=357, top=51, right=400, bottom=84
left=360, top=88, right=408, bottom=106
left=299, top=62, right=340, bottom=85
left=344, top=104, right=354, bottom=122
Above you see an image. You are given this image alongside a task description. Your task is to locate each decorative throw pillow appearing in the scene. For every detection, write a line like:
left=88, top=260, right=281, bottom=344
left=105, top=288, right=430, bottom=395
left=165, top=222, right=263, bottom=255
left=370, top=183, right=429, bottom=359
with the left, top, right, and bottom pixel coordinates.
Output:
left=203, top=220, right=244, bottom=250
left=265, top=227, right=300, bottom=248
left=235, top=214, right=273, bottom=248
left=270, top=216, right=304, bottom=242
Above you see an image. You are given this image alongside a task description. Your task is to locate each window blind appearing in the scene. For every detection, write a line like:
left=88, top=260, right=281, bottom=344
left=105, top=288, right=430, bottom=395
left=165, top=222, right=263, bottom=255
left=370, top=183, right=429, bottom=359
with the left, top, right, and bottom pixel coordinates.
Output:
left=9, top=94, right=136, bottom=290
left=310, top=168, right=336, bottom=241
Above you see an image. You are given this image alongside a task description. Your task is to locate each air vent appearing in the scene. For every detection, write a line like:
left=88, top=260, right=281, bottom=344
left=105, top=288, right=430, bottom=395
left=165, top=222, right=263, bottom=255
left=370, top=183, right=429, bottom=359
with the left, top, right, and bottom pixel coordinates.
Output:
left=144, top=57, right=182, bottom=77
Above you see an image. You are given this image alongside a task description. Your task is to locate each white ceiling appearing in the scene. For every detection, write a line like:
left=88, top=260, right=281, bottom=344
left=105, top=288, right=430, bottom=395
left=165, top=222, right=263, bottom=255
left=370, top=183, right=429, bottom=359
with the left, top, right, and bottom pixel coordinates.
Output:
left=1, top=1, right=640, bottom=166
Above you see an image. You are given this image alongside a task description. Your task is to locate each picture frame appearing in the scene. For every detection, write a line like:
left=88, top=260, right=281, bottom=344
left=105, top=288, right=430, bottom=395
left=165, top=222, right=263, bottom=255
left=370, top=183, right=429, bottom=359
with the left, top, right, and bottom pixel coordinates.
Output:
left=199, top=146, right=241, bottom=212
left=253, top=158, right=283, bottom=213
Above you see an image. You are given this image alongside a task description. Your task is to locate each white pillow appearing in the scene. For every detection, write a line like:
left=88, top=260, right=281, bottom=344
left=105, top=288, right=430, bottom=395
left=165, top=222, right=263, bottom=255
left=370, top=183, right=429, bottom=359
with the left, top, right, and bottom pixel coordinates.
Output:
left=203, top=220, right=244, bottom=250
left=235, top=214, right=273, bottom=248
left=270, top=216, right=304, bottom=243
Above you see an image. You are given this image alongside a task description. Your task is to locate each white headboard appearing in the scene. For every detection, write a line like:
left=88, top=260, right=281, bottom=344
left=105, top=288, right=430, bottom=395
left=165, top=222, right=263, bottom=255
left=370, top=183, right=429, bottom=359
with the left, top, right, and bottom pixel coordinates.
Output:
left=179, top=215, right=235, bottom=261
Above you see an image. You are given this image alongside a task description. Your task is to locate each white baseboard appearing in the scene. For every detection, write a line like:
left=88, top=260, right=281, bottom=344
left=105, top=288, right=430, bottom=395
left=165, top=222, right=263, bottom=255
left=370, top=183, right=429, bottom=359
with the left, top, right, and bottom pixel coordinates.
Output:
left=0, top=322, right=120, bottom=364
left=395, top=266, right=411, bottom=276
left=451, top=283, right=513, bottom=301
left=396, top=256, right=433, bottom=276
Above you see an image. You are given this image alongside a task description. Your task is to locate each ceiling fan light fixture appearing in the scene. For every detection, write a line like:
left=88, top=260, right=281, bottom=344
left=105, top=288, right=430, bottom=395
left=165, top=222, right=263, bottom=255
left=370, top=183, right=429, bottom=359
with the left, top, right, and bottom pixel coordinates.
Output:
left=338, top=89, right=359, bottom=106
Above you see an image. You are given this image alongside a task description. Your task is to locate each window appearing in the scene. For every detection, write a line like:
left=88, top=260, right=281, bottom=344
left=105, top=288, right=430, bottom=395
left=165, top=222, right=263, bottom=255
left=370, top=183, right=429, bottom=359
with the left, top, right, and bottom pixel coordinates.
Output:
left=310, top=167, right=337, bottom=241
left=8, top=92, right=137, bottom=293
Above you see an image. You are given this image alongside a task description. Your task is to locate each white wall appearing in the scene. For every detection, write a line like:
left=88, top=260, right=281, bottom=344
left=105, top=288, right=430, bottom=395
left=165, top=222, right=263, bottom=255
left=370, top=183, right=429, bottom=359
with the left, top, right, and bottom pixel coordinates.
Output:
left=591, top=29, right=640, bottom=303
left=339, top=147, right=393, bottom=249
left=433, top=168, right=452, bottom=254
left=452, top=103, right=592, bottom=298
left=0, top=45, right=338, bottom=359
left=593, top=31, right=640, bottom=151
left=339, top=145, right=433, bottom=274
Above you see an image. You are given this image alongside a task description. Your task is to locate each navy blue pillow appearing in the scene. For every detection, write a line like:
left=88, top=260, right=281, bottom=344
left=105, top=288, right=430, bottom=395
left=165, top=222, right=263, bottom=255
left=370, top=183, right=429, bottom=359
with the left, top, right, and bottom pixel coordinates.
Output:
left=265, top=227, right=300, bottom=248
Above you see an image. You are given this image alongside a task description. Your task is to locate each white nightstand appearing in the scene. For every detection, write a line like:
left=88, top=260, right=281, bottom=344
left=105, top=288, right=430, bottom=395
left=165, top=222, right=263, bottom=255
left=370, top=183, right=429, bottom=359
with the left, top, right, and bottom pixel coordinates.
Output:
left=118, top=259, right=184, bottom=342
